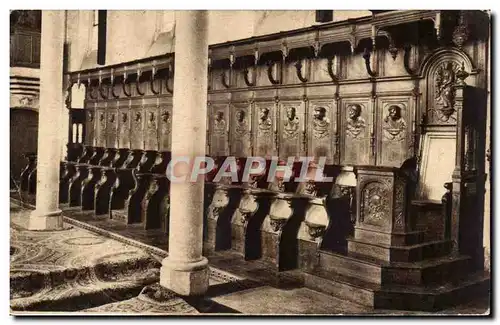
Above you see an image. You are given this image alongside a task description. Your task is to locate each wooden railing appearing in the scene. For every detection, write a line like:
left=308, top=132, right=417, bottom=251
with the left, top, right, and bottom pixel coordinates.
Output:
left=10, top=28, right=41, bottom=68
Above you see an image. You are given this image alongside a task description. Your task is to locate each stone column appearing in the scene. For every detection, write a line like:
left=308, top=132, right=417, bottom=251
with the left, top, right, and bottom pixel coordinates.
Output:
left=28, top=10, right=66, bottom=230
left=160, top=11, right=210, bottom=296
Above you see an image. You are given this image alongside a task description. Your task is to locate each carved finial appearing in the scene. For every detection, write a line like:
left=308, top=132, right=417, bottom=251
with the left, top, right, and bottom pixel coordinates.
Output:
left=456, top=62, right=469, bottom=86
left=313, top=39, right=321, bottom=57
left=452, top=11, right=469, bottom=48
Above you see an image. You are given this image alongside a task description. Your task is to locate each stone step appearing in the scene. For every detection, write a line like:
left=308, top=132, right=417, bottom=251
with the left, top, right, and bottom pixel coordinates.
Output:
left=319, top=250, right=471, bottom=286
left=304, top=269, right=490, bottom=311
left=347, top=237, right=451, bottom=262
left=11, top=255, right=161, bottom=312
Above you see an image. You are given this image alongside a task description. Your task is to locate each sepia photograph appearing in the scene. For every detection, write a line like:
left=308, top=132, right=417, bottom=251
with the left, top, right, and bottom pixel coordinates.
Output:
left=8, top=6, right=492, bottom=316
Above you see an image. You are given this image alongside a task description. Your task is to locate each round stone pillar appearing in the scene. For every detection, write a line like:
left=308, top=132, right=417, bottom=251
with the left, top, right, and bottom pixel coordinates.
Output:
left=28, top=10, right=66, bottom=230
left=160, top=11, right=210, bottom=296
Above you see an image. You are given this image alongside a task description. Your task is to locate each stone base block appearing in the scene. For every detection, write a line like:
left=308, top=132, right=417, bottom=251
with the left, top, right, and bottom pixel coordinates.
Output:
left=28, top=209, right=64, bottom=230
left=160, top=257, right=209, bottom=296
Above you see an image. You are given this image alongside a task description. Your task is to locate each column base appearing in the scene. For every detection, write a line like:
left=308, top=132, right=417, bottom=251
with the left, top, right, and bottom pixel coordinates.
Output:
left=28, top=209, right=64, bottom=230
left=160, top=256, right=209, bottom=296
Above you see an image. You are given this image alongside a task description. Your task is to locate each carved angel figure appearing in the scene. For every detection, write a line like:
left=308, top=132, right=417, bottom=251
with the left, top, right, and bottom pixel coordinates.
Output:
left=435, top=62, right=456, bottom=116
left=234, top=110, right=248, bottom=137
left=383, top=105, right=407, bottom=141
left=345, top=104, right=366, bottom=138
left=213, top=111, right=227, bottom=135
left=312, top=106, right=330, bottom=139
left=258, top=107, right=272, bottom=135
left=283, top=106, right=300, bottom=139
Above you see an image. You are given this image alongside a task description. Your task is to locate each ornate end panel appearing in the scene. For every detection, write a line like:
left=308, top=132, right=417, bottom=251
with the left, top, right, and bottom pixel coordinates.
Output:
left=253, top=101, right=276, bottom=158
left=341, top=98, right=371, bottom=166
left=118, top=108, right=131, bottom=149
left=85, top=108, right=96, bottom=146
left=278, top=100, right=305, bottom=159
left=144, top=106, right=159, bottom=151
left=95, top=108, right=107, bottom=147
left=230, top=103, right=252, bottom=157
left=308, top=100, right=335, bottom=164
left=209, top=104, right=230, bottom=156
left=106, top=110, right=118, bottom=148
left=377, top=97, right=412, bottom=167
left=159, top=106, right=172, bottom=152
left=130, top=106, right=145, bottom=150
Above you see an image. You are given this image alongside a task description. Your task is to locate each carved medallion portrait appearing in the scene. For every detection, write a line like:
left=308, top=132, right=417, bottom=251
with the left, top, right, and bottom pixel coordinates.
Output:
left=258, top=107, right=272, bottom=136
left=312, top=106, right=330, bottom=139
left=346, top=104, right=366, bottom=139
left=159, top=109, right=172, bottom=151
left=283, top=106, right=300, bottom=139
left=383, top=105, right=407, bottom=141
left=234, top=110, right=248, bottom=137
left=213, top=111, right=227, bottom=135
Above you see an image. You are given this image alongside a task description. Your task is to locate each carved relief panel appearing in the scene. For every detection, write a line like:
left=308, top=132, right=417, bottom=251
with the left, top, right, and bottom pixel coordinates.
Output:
left=95, top=108, right=107, bottom=147
left=106, top=109, right=118, bottom=148
left=159, top=106, right=172, bottom=152
left=377, top=97, right=412, bottom=167
left=85, top=107, right=96, bottom=146
left=253, top=101, right=276, bottom=159
left=129, top=106, right=144, bottom=149
left=118, top=107, right=130, bottom=149
left=341, top=99, right=371, bottom=165
left=230, top=103, right=251, bottom=157
left=209, top=104, right=230, bottom=156
left=426, top=61, right=463, bottom=125
left=308, top=100, right=335, bottom=164
left=278, top=100, right=305, bottom=159
left=144, top=106, right=159, bottom=151
left=360, top=181, right=392, bottom=230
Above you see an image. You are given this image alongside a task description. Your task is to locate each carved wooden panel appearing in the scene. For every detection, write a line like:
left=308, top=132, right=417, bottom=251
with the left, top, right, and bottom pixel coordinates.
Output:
left=377, top=97, right=412, bottom=167
left=230, top=102, right=252, bottom=157
left=144, top=106, right=159, bottom=151
left=118, top=108, right=130, bottom=149
left=106, top=108, right=118, bottom=148
left=95, top=108, right=106, bottom=147
left=129, top=106, right=144, bottom=149
left=358, top=178, right=393, bottom=233
left=209, top=103, right=229, bottom=156
left=278, top=100, right=305, bottom=159
left=308, top=99, right=335, bottom=164
left=340, top=98, right=371, bottom=165
left=253, top=101, right=276, bottom=158
left=85, top=107, right=95, bottom=146
left=159, top=105, right=172, bottom=152
left=426, top=60, right=464, bottom=126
